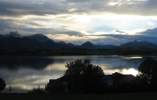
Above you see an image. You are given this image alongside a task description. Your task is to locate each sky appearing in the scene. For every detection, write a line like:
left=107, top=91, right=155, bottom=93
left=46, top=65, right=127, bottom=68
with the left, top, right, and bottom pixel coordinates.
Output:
left=0, top=0, right=157, bottom=45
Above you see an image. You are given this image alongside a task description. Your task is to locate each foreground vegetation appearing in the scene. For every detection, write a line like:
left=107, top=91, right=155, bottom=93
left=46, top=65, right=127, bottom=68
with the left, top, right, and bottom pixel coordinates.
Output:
left=44, top=58, right=153, bottom=94
left=1, top=57, right=157, bottom=94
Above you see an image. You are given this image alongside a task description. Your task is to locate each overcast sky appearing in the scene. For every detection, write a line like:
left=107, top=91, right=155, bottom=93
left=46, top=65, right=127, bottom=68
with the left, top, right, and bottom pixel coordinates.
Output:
left=0, top=0, right=157, bottom=45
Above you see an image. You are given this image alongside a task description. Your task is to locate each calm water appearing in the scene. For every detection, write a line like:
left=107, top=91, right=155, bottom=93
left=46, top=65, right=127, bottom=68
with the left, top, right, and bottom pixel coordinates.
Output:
left=0, top=55, right=143, bottom=92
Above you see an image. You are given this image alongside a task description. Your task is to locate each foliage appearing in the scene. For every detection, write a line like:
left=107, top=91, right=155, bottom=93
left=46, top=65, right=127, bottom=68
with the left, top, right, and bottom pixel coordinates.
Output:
left=138, top=57, right=157, bottom=88
left=0, top=78, right=6, bottom=92
left=65, top=59, right=104, bottom=77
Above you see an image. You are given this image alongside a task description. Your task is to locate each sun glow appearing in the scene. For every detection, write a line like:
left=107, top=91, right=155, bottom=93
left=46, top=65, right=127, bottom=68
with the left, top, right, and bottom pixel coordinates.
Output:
left=122, top=68, right=139, bottom=76
left=7, top=13, right=157, bottom=38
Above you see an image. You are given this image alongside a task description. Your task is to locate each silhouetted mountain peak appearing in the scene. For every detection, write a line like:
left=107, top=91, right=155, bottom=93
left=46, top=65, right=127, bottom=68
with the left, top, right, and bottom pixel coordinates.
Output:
left=81, top=41, right=95, bottom=47
left=120, top=40, right=157, bottom=50
left=7, top=31, right=21, bottom=37
left=29, top=34, right=49, bottom=40
left=140, top=28, right=157, bottom=36
left=28, top=34, right=55, bottom=43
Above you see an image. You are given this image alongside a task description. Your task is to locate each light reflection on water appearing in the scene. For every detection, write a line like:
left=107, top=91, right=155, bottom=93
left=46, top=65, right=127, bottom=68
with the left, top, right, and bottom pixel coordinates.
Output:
left=0, top=55, right=143, bottom=92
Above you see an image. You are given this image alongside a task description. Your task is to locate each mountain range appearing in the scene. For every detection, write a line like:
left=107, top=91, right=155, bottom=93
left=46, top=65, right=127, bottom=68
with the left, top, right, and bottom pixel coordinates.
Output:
left=0, top=32, right=157, bottom=55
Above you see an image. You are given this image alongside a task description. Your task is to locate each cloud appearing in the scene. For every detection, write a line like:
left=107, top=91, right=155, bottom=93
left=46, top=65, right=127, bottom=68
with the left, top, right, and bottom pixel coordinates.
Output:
left=0, top=0, right=157, bottom=45
left=0, top=0, right=156, bottom=16
left=0, top=19, right=17, bottom=34
left=66, top=0, right=157, bottom=16
left=46, top=31, right=157, bottom=45
left=0, top=0, right=68, bottom=16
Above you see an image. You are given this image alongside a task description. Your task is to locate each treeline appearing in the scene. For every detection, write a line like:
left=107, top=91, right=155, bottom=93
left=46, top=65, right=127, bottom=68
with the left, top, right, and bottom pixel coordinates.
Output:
left=43, top=59, right=151, bottom=94
left=29, top=57, right=157, bottom=94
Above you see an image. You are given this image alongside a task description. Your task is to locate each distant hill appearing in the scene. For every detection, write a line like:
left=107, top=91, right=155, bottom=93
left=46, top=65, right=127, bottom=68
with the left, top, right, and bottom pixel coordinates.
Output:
left=0, top=32, right=78, bottom=55
left=80, top=41, right=117, bottom=49
left=0, top=32, right=75, bottom=50
left=80, top=41, right=96, bottom=49
left=119, top=40, right=157, bottom=50
left=0, top=32, right=157, bottom=55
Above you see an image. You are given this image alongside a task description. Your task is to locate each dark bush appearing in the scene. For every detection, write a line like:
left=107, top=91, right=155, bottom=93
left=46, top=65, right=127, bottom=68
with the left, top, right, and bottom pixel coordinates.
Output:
left=138, top=57, right=157, bottom=89
left=0, top=78, right=6, bottom=92
left=46, top=59, right=105, bottom=93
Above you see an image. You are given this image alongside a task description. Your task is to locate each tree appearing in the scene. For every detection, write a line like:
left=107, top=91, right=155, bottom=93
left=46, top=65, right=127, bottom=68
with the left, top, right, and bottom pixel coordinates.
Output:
left=64, top=59, right=105, bottom=93
left=65, top=59, right=104, bottom=77
left=0, top=78, right=6, bottom=92
left=138, top=57, right=157, bottom=88
left=46, top=59, right=105, bottom=93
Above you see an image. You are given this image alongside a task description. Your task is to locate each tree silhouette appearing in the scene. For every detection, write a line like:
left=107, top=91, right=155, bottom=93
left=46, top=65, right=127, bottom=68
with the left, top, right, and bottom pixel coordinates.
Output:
left=46, top=59, right=105, bottom=93
left=138, top=57, right=157, bottom=88
left=0, top=78, right=6, bottom=92
left=65, top=59, right=104, bottom=77
left=46, top=59, right=154, bottom=93
left=66, top=59, right=105, bottom=93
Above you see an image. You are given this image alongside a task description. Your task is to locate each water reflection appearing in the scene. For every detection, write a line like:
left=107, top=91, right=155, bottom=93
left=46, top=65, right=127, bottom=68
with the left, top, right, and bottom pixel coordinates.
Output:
left=0, top=56, right=54, bottom=69
left=0, top=55, right=143, bottom=92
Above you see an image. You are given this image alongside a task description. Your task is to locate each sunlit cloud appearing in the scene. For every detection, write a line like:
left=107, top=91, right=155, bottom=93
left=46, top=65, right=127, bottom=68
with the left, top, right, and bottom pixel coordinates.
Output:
left=47, top=34, right=103, bottom=44
left=0, top=0, right=157, bottom=44
left=108, top=0, right=148, bottom=6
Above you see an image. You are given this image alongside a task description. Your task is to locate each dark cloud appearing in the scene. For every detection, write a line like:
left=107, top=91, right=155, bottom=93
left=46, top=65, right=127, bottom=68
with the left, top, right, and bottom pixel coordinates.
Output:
left=0, top=19, right=16, bottom=33
left=0, top=0, right=68, bottom=16
left=0, top=20, right=11, bottom=29
left=65, top=0, right=157, bottom=16
left=0, top=0, right=156, bottom=16
left=0, top=20, right=83, bottom=36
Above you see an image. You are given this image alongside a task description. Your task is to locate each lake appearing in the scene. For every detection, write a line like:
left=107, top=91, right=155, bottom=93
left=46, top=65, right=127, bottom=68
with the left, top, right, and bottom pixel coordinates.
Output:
left=0, top=55, right=143, bottom=93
